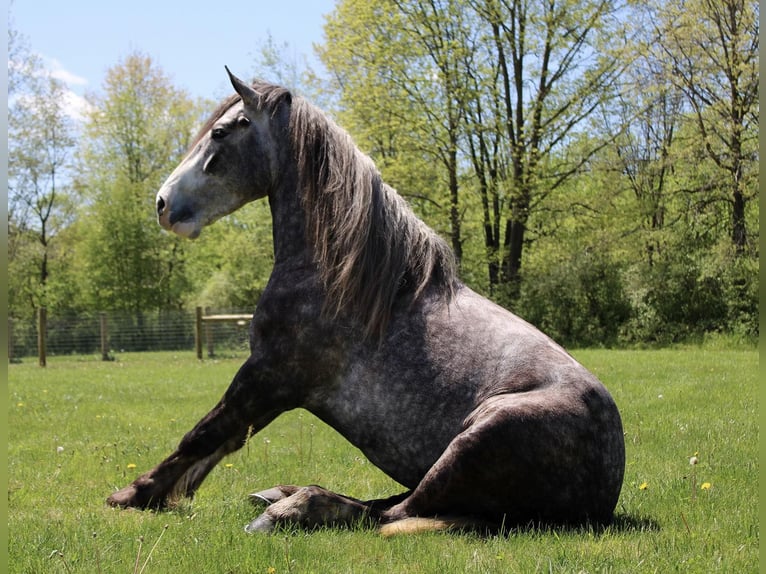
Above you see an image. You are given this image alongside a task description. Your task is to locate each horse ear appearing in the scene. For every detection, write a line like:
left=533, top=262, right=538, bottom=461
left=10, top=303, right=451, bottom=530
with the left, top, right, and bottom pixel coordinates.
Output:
left=225, top=66, right=262, bottom=108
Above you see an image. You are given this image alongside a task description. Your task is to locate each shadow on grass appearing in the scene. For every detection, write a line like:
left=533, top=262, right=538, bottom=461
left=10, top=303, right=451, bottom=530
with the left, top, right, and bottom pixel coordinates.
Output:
left=608, top=512, right=661, bottom=533
left=487, top=512, right=661, bottom=538
left=457, top=512, right=662, bottom=539
left=257, top=511, right=661, bottom=538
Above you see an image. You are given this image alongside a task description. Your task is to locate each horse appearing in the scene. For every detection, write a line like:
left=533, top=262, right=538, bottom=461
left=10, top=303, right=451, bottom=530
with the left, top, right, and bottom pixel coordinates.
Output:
left=106, top=69, right=625, bottom=536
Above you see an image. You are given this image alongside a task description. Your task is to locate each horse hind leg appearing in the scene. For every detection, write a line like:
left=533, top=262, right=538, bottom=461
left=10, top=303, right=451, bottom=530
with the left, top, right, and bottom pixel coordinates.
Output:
left=379, top=392, right=624, bottom=536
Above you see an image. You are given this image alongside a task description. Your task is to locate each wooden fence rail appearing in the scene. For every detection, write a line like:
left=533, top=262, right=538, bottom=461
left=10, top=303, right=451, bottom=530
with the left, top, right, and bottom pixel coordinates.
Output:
left=194, top=307, right=253, bottom=360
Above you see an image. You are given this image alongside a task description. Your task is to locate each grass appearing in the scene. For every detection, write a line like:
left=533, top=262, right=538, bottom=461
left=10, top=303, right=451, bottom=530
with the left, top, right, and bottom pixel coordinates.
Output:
left=8, top=347, right=759, bottom=573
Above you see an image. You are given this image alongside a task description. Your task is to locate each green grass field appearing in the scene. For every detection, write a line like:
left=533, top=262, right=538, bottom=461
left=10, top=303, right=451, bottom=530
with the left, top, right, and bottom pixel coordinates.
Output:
left=8, top=347, right=759, bottom=573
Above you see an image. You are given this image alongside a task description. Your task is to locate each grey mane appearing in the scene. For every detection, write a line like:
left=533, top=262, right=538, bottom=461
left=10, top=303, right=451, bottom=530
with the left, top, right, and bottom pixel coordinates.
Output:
left=289, top=91, right=457, bottom=338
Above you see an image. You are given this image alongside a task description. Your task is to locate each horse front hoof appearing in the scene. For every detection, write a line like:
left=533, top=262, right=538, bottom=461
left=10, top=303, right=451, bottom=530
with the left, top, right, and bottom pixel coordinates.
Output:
left=107, top=483, right=166, bottom=510
left=107, top=485, right=141, bottom=509
left=245, top=512, right=275, bottom=533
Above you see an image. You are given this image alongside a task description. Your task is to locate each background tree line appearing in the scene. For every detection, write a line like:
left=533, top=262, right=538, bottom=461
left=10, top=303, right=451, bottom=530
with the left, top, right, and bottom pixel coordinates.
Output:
left=7, top=0, right=758, bottom=348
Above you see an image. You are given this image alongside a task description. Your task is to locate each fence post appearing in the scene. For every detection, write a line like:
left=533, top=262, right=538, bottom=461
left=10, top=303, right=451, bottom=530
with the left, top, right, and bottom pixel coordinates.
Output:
left=37, top=307, right=47, bottom=367
left=195, top=307, right=203, bottom=360
left=204, top=306, right=215, bottom=358
left=100, top=312, right=110, bottom=361
left=8, top=318, right=13, bottom=363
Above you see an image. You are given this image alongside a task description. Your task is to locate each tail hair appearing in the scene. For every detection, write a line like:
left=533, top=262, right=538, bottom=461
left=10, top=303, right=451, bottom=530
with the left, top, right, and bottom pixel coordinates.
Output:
left=379, top=516, right=490, bottom=537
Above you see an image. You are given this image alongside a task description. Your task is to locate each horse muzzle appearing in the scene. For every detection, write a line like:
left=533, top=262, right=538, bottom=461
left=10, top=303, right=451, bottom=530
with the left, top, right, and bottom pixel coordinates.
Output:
left=156, top=191, right=202, bottom=239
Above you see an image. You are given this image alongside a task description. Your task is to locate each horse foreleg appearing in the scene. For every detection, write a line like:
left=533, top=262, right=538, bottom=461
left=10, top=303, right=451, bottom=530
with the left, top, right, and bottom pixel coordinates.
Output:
left=107, top=358, right=282, bottom=510
left=245, top=486, right=410, bottom=533
left=106, top=404, right=258, bottom=509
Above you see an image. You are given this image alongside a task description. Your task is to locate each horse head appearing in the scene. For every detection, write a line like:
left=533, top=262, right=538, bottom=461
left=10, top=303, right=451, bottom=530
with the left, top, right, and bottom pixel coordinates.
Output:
left=155, top=68, right=291, bottom=238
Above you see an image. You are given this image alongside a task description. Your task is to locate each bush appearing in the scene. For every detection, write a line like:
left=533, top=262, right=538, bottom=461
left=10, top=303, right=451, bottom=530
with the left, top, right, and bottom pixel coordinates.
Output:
left=621, top=248, right=758, bottom=344
left=514, top=250, right=632, bottom=347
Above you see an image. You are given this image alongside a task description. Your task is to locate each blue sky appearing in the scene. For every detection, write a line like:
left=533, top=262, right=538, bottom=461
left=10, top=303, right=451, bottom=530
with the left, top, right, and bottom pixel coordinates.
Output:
left=10, top=0, right=337, bottom=114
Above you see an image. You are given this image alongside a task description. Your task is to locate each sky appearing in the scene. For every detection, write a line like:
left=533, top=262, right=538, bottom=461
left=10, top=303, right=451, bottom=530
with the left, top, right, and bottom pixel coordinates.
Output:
left=9, top=0, right=338, bottom=116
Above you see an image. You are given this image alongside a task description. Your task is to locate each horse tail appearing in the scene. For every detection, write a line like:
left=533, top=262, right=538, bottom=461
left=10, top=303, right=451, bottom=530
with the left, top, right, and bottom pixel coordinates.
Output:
left=379, top=516, right=494, bottom=537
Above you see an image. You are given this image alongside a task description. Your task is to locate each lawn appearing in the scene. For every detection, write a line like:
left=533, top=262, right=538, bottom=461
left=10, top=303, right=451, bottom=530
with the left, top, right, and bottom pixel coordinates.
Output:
left=7, top=346, right=759, bottom=573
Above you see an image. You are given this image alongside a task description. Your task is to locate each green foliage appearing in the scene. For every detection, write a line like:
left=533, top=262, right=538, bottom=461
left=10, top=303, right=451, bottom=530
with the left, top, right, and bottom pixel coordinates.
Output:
left=628, top=258, right=728, bottom=344
left=8, top=348, right=759, bottom=572
left=623, top=245, right=759, bottom=344
left=8, top=28, right=77, bottom=316
left=322, top=0, right=488, bottom=262
left=6, top=1, right=759, bottom=345
left=72, top=52, right=206, bottom=313
left=515, top=250, right=632, bottom=348
left=77, top=177, right=165, bottom=312
left=183, top=201, right=275, bottom=310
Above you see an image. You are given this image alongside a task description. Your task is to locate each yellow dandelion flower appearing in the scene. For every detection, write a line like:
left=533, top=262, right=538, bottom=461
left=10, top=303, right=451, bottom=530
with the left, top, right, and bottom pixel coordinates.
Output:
left=127, top=463, right=137, bottom=470
left=267, top=567, right=276, bottom=574
left=225, top=463, right=234, bottom=468
left=700, top=482, right=711, bottom=490
left=639, top=482, right=649, bottom=490
left=17, top=402, right=24, bottom=407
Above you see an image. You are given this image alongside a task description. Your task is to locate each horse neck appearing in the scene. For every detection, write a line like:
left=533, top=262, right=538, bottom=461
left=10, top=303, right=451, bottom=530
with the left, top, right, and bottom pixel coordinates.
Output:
left=268, top=165, right=310, bottom=265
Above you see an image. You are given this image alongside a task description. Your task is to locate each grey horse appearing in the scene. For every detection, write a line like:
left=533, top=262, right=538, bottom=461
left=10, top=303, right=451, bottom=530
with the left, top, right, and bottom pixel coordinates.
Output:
left=106, top=69, right=625, bottom=535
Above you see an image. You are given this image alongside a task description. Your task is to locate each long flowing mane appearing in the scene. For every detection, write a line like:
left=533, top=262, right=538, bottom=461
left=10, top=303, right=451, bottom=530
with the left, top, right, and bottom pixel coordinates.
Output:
left=288, top=90, right=457, bottom=338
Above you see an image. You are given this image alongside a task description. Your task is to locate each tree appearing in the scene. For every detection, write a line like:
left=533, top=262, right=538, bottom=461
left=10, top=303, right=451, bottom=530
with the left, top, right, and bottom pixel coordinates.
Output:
left=322, top=0, right=633, bottom=296
left=75, top=52, right=204, bottom=315
left=249, top=32, right=316, bottom=96
left=469, top=0, right=634, bottom=298
left=8, top=26, right=76, bottom=314
left=650, top=0, right=759, bottom=254
left=608, top=40, right=686, bottom=267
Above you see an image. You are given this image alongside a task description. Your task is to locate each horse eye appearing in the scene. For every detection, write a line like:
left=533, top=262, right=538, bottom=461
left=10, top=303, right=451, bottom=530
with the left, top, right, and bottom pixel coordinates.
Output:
left=211, top=127, right=227, bottom=140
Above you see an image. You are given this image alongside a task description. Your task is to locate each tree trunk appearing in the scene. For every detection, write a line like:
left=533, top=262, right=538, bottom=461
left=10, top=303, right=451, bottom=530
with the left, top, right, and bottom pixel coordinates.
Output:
left=448, top=146, right=462, bottom=266
left=502, top=215, right=526, bottom=300
left=731, top=178, right=747, bottom=253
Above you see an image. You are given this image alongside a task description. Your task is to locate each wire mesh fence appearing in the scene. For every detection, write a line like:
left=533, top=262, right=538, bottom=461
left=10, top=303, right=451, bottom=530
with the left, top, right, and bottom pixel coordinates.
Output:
left=8, top=308, right=253, bottom=361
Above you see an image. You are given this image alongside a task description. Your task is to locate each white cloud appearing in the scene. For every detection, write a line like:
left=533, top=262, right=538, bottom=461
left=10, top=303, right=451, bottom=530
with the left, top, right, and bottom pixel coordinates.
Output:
left=45, top=57, right=89, bottom=87
left=40, top=56, right=93, bottom=122
left=62, top=89, right=94, bottom=123
left=9, top=51, right=93, bottom=122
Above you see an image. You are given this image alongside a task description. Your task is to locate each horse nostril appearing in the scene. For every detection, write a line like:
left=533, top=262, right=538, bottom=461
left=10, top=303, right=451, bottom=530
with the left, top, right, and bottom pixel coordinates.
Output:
left=157, top=197, right=166, bottom=216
